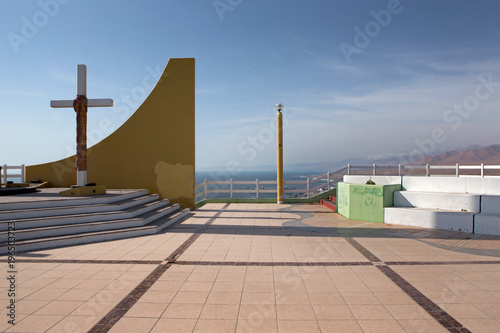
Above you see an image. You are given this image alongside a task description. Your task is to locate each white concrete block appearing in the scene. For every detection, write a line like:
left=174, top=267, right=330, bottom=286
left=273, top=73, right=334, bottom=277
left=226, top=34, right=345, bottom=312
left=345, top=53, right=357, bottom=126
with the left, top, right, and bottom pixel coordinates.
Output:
left=394, top=191, right=480, bottom=213
left=343, top=176, right=401, bottom=185
left=479, top=195, right=500, bottom=214
left=474, top=214, right=500, bottom=236
left=402, top=176, right=500, bottom=195
left=384, top=207, right=474, bottom=233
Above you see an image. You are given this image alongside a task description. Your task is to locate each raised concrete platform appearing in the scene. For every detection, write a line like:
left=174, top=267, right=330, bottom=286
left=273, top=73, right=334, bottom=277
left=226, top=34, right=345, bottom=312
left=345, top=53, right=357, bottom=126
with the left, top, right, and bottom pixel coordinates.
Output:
left=0, top=188, right=190, bottom=254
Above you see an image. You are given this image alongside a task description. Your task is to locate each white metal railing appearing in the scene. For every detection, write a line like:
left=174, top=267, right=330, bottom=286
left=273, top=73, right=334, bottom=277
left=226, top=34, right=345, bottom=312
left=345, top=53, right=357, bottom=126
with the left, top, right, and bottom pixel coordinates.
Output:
left=1, top=164, right=26, bottom=185
left=346, top=163, right=500, bottom=177
left=195, top=170, right=345, bottom=202
left=195, top=163, right=500, bottom=202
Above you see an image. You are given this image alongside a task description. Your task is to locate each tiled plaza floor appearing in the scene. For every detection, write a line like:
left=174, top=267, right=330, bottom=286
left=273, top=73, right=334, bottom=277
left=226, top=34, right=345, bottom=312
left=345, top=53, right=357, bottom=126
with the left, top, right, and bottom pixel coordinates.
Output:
left=1, top=203, right=500, bottom=332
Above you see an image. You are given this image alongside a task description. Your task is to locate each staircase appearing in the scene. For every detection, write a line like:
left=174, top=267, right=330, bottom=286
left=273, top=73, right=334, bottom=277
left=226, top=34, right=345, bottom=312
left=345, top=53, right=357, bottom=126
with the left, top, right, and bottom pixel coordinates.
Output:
left=384, top=191, right=479, bottom=233
left=0, top=190, right=190, bottom=254
left=320, top=196, right=336, bottom=211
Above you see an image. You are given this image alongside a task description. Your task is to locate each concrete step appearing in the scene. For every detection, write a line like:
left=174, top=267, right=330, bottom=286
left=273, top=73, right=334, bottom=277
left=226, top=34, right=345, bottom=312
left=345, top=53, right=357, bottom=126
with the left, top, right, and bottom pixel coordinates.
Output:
left=384, top=207, right=474, bottom=233
left=394, top=191, right=480, bottom=212
left=479, top=195, right=500, bottom=214
left=0, top=204, right=180, bottom=242
left=0, top=189, right=149, bottom=211
left=0, top=209, right=191, bottom=254
left=0, top=194, right=159, bottom=221
left=0, top=198, right=169, bottom=231
left=320, top=199, right=336, bottom=211
left=474, top=213, right=500, bottom=236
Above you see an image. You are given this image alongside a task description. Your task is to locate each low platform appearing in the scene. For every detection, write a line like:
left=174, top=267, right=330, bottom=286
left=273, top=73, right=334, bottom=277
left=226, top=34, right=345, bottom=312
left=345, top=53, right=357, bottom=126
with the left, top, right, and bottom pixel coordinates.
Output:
left=0, top=186, right=38, bottom=196
left=59, top=184, right=106, bottom=196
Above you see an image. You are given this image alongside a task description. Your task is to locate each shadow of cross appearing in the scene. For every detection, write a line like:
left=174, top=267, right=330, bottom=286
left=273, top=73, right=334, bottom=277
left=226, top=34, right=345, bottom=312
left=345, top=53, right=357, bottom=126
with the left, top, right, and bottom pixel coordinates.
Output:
left=50, top=64, right=113, bottom=187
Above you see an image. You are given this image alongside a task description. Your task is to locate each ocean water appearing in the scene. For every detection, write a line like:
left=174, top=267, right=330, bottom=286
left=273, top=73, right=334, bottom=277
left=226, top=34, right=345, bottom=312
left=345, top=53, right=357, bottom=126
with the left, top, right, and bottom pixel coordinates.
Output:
left=195, top=170, right=329, bottom=199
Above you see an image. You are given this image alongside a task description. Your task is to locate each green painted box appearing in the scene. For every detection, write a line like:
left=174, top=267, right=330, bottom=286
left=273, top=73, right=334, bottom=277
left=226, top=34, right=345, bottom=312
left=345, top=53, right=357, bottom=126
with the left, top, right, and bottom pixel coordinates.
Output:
left=337, top=182, right=401, bottom=223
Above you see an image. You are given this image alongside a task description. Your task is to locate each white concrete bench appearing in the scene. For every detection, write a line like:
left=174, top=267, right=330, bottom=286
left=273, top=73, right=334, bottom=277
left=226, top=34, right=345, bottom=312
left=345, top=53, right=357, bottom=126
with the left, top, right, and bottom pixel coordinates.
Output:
left=474, top=195, right=500, bottom=235
left=393, top=191, right=480, bottom=212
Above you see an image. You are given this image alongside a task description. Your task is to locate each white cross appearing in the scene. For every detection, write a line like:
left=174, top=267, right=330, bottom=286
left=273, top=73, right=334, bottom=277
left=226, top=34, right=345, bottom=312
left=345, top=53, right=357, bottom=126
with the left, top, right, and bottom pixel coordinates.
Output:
left=50, top=64, right=113, bottom=187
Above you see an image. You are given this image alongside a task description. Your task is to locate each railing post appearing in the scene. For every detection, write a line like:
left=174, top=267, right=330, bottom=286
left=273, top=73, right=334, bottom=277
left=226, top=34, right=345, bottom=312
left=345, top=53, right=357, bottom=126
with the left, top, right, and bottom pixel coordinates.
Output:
left=307, top=178, right=310, bottom=199
left=204, top=179, right=207, bottom=199
left=426, top=164, right=429, bottom=177
left=347, top=164, right=351, bottom=175
left=21, top=164, right=25, bottom=183
left=481, top=163, right=484, bottom=178
left=373, top=164, right=376, bottom=176
left=256, top=179, right=259, bottom=199
left=230, top=179, right=233, bottom=199
left=398, top=164, right=402, bottom=176
left=456, top=163, right=459, bottom=177
left=327, top=172, right=331, bottom=190
left=2, top=164, right=6, bottom=185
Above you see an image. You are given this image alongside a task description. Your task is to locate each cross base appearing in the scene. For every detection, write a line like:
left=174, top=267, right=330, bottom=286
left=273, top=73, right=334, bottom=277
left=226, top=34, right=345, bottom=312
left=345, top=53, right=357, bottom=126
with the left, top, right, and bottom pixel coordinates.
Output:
left=77, top=170, right=87, bottom=187
left=59, top=185, right=107, bottom=197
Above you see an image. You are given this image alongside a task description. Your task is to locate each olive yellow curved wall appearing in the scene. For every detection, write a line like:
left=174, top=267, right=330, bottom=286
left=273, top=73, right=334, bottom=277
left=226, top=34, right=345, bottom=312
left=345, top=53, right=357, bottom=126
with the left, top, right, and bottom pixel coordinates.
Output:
left=27, top=58, right=195, bottom=209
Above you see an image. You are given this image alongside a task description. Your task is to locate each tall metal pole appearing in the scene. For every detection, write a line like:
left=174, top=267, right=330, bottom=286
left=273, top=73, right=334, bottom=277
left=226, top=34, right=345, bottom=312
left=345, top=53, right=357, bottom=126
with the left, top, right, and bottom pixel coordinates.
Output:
left=276, top=103, right=284, bottom=204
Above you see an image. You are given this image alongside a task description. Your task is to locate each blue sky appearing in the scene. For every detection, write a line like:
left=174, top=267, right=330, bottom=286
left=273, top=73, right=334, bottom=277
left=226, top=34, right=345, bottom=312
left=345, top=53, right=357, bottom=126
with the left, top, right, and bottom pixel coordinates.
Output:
left=1, top=0, right=500, bottom=171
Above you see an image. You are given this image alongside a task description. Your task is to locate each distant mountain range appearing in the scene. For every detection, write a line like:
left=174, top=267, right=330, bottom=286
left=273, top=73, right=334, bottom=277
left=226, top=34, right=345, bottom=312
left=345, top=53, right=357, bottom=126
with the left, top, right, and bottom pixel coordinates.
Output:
left=198, top=144, right=500, bottom=173
left=414, top=144, right=500, bottom=165
left=286, top=144, right=500, bottom=172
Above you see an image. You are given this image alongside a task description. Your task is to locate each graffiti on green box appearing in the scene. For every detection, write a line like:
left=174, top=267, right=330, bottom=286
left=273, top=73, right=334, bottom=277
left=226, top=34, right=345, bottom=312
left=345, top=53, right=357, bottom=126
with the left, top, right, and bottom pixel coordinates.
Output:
left=352, top=187, right=383, bottom=197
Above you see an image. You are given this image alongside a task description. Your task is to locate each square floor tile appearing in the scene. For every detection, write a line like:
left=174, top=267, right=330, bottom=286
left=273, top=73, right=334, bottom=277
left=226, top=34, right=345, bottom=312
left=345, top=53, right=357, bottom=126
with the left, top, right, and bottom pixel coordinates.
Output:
left=193, top=319, right=237, bottom=332
left=200, top=304, right=240, bottom=320
left=151, top=318, right=197, bottom=333
left=276, top=304, right=316, bottom=321
left=108, top=317, right=157, bottom=333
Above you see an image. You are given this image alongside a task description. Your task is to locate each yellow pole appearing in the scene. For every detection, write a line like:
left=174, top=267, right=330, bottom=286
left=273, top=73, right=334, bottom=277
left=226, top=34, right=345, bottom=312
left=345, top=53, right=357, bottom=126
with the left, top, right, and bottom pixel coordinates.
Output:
left=277, top=110, right=283, bottom=204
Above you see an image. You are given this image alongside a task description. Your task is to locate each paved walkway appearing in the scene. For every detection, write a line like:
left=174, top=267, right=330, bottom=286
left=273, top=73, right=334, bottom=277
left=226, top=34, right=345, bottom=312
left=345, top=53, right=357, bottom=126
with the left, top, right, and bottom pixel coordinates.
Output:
left=1, top=203, right=500, bottom=332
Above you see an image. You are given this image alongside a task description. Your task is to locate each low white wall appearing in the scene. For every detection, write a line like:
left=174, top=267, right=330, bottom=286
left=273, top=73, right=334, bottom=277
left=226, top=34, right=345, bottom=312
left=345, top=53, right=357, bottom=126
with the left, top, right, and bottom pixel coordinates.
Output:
left=394, top=191, right=480, bottom=213
left=402, top=176, right=500, bottom=195
left=343, top=175, right=401, bottom=185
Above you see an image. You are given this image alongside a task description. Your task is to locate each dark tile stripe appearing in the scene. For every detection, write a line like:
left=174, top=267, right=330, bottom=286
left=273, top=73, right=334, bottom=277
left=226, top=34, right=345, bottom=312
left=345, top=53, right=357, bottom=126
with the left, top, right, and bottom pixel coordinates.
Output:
left=165, top=203, right=230, bottom=262
left=87, top=203, right=230, bottom=332
left=378, top=265, right=471, bottom=333
left=386, top=260, right=500, bottom=266
left=3, top=258, right=498, bottom=266
left=174, top=260, right=373, bottom=266
left=342, top=232, right=472, bottom=333
left=88, top=263, right=171, bottom=333
left=341, top=233, right=382, bottom=262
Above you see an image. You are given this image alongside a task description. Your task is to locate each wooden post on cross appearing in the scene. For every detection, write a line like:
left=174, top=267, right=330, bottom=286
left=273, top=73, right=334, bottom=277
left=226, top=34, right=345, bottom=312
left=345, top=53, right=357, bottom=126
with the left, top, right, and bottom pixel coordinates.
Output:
left=51, top=64, right=113, bottom=190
